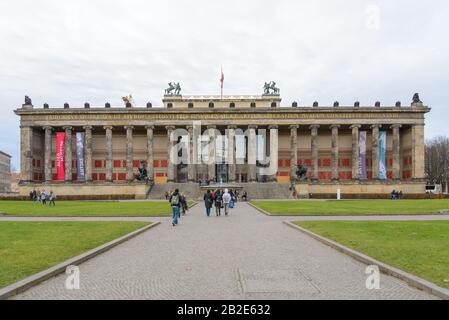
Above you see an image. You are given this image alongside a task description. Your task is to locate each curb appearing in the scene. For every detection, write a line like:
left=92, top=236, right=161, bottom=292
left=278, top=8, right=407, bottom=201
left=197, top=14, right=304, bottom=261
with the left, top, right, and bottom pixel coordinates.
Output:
left=247, top=202, right=272, bottom=216
left=283, top=221, right=449, bottom=300
left=0, top=221, right=160, bottom=300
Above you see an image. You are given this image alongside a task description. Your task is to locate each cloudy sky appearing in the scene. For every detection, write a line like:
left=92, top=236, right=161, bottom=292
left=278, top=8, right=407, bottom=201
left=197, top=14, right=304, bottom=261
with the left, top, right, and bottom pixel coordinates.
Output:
left=1, top=0, right=448, bottom=169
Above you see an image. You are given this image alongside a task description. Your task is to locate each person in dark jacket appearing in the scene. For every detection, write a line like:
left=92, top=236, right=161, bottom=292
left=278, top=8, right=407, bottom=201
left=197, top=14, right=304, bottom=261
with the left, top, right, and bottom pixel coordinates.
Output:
left=214, top=190, right=223, bottom=216
left=203, top=190, right=213, bottom=217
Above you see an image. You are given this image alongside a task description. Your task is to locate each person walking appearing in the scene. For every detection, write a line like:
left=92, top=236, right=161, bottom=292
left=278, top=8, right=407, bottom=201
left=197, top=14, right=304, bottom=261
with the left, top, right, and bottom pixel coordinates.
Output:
left=40, top=190, right=47, bottom=205
left=169, top=189, right=181, bottom=226
left=222, top=189, right=231, bottom=216
left=49, top=191, right=56, bottom=206
left=203, top=190, right=213, bottom=217
left=214, top=190, right=222, bottom=216
left=37, top=189, right=42, bottom=203
left=180, top=192, right=188, bottom=216
left=32, top=189, right=37, bottom=202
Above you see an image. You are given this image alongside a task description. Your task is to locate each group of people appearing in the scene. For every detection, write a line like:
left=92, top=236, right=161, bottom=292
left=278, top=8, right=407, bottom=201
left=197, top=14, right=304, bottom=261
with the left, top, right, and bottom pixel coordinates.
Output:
left=29, top=189, right=56, bottom=206
left=167, top=189, right=189, bottom=226
left=203, top=189, right=242, bottom=217
left=391, top=189, right=403, bottom=200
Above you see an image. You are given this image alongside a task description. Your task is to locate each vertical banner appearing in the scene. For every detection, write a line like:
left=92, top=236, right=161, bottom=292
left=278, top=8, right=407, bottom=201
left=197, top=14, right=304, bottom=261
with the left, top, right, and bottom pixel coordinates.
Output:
left=56, top=132, right=65, bottom=180
left=378, top=131, right=387, bottom=179
left=76, top=132, right=85, bottom=181
left=359, top=131, right=367, bottom=179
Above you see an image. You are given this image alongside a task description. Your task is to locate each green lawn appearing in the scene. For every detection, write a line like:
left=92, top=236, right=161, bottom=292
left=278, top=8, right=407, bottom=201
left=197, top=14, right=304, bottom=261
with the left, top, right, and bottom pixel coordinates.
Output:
left=293, top=220, right=449, bottom=289
left=251, top=199, right=449, bottom=215
left=0, top=221, right=150, bottom=288
left=0, top=200, right=194, bottom=216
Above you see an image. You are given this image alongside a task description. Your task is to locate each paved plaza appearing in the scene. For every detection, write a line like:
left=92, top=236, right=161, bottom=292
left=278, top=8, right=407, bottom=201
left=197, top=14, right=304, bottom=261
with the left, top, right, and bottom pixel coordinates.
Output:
left=10, top=202, right=438, bottom=300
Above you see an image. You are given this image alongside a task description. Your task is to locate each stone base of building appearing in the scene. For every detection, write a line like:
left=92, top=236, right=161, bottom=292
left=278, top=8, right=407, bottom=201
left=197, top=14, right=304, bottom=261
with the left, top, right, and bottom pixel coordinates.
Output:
left=296, top=180, right=427, bottom=199
left=18, top=181, right=149, bottom=200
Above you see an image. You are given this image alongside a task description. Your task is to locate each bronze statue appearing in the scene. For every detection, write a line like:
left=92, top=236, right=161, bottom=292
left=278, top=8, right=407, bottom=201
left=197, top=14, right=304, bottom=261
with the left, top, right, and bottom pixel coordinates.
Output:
left=295, top=164, right=308, bottom=181
left=24, top=95, right=32, bottom=105
left=412, top=93, right=422, bottom=104
left=263, top=81, right=280, bottom=95
left=122, top=95, right=134, bottom=107
left=135, top=160, right=148, bottom=181
left=165, top=82, right=181, bottom=95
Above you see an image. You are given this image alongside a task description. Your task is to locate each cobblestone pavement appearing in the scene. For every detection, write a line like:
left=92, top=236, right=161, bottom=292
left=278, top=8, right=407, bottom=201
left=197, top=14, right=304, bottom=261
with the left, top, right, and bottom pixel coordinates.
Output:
left=12, top=202, right=437, bottom=300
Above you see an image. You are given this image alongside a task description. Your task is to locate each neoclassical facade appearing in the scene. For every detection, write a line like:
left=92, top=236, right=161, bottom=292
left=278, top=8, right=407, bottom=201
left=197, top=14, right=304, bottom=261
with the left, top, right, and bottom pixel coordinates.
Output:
left=15, top=93, right=429, bottom=198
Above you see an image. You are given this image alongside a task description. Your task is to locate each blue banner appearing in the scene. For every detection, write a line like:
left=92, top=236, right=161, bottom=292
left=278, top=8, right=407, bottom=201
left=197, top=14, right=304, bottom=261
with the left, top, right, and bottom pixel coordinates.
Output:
left=378, top=131, right=387, bottom=179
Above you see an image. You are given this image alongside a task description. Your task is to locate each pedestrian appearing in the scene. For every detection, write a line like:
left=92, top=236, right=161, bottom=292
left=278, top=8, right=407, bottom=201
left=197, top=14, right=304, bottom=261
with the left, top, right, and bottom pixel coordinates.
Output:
left=32, top=189, right=37, bottom=202
left=41, top=190, right=47, bottom=205
left=203, top=190, right=213, bottom=217
left=222, top=189, right=231, bottom=216
left=242, top=191, right=247, bottom=201
left=37, top=189, right=41, bottom=203
left=180, top=192, right=188, bottom=216
left=169, top=189, right=181, bottom=226
left=229, top=189, right=236, bottom=208
left=29, top=190, right=33, bottom=201
left=49, top=190, right=56, bottom=206
left=214, top=190, right=222, bottom=216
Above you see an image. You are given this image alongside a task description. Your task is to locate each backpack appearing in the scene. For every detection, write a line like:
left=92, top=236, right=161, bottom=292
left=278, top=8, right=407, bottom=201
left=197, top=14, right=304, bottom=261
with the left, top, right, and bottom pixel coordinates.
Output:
left=170, top=194, right=179, bottom=206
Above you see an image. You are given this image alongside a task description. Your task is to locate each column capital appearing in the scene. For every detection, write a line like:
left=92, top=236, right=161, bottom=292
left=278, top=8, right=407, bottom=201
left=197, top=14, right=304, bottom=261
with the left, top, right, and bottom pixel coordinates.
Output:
left=42, top=126, right=53, bottom=131
left=309, top=124, right=320, bottom=130
left=145, top=125, right=155, bottom=130
left=83, top=125, right=93, bottom=130
left=370, top=124, right=382, bottom=129
left=390, top=124, right=402, bottom=130
left=248, top=124, right=258, bottom=130
left=103, top=125, right=113, bottom=130
left=289, top=124, right=299, bottom=130
left=349, top=124, right=362, bottom=129
left=227, top=125, right=238, bottom=130
left=268, top=125, right=278, bottom=130
left=124, top=125, right=134, bottom=130
left=165, top=125, right=175, bottom=131
left=329, top=124, right=340, bottom=130
left=62, top=126, right=73, bottom=131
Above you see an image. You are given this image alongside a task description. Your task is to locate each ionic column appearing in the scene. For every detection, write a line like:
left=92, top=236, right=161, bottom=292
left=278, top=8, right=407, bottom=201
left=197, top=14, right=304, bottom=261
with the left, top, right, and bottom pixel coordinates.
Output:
left=83, top=126, right=93, bottom=182
left=289, top=125, right=299, bottom=182
left=310, top=125, right=320, bottom=181
left=227, top=125, right=237, bottom=182
left=391, top=124, right=402, bottom=180
left=350, top=124, right=361, bottom=180
left=125, top=126, right=134, bottom=182
left=104, top=126, right=113, bottom=182
left=248, top=125, right=257, bottom=182
left=166, top=126, right=176, bottom=182
left=63, top=126, right=73, bottom=181
left=43, top=126, right=52, bottom=182
left=145, top=125, right=155, bottom=182
left=187, top=125, right=197, bottom=182
left=20, top=126, right=33, bottom=182
left=330, top=125, right=340, bottom=181
left=207, top=125, right=217, bottom=181
left=371, top=124, right=381, bottom=179
left=269, top=125, right=279, bottom=182
left=411, top=124, right=425, bottom=180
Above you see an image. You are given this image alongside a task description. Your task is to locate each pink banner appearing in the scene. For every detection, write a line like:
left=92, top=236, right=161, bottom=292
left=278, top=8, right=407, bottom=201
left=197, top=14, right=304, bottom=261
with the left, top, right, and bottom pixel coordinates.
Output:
left=56, top=132, right=65, bottom=180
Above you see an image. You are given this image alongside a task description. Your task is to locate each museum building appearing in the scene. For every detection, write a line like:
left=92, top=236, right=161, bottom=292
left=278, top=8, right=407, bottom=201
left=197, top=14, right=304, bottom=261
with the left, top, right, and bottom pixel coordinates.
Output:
left=14, top=88, right=429, bottom=199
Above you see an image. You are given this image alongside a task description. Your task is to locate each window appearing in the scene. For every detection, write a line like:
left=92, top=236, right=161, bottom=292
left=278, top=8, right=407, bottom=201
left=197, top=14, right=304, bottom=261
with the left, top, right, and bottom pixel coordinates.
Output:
left=209, top=102, right=214, bottom=108
left=188, top=102, right=194, bottom=108
left=230, top=102, right=235, bottom=108
left=250, top=102, right=256, bottom=108
left=271, top=102, right=277, bottom=108
left=167, top=103, right=173, bottom=108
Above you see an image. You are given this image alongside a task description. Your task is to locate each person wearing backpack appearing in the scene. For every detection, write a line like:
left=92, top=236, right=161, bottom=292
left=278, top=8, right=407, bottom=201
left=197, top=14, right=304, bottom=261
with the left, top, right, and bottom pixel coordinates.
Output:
left=214, top=190, right=223, bottom=216
left=169, top=189, right=181, bottom=226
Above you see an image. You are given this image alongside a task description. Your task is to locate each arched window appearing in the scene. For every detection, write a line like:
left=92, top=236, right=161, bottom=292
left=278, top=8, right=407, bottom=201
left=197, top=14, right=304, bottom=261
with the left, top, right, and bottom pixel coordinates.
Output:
left=230, top=102, right=235, bottom=108
left=188, top=102, right=194, bottom=108
left=209, top=102, right=214, bottom=108
left=167, top=103, right=173, bottom=108
left=271, top=102, right=277, bottom=108
left=250, top=102, right=256, bottom=108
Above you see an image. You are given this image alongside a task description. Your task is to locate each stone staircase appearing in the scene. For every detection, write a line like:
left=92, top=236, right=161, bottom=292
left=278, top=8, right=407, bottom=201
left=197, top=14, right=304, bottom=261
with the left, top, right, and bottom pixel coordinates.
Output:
left=147, top=183, right=203, bottom=200
left=146, top=182, right=293, bottom=200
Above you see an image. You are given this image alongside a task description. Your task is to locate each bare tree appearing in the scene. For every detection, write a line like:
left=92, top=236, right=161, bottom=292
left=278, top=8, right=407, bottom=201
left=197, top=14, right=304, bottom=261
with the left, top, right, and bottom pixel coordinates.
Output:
left=425, top=136, right=449, bottom=192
